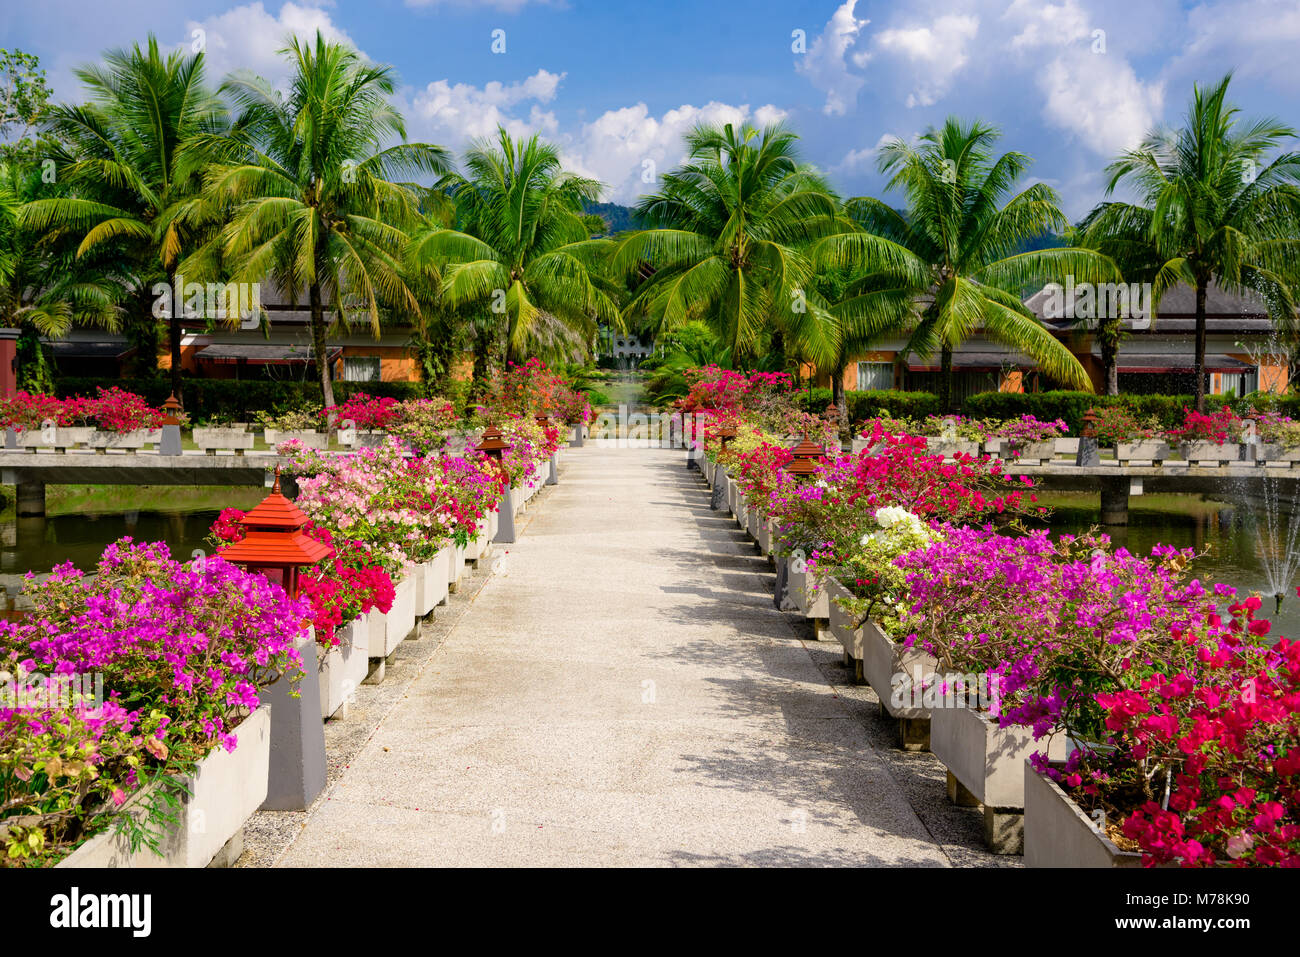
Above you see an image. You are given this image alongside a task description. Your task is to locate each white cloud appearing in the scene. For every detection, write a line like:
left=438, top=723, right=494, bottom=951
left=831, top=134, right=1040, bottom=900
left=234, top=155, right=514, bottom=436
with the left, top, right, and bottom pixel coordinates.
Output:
left=795, top=0, right=872, bottom=116
left=1177, top=0, right=1300, bottom=88
left=185, top=2, right=361, bottom=89
left=563, top=101, right=788, bottom=203
left=406, top=69, right=565, bottom=143
left=874, top=14, right=980, bottom=108
left=1039, top=56, right=1164, bottom=157
left=1005, top=0, right=1090, bottom=50
left=1003, top=0, right=1163, bottom=157
left=835, top=133, right=899, bottom=175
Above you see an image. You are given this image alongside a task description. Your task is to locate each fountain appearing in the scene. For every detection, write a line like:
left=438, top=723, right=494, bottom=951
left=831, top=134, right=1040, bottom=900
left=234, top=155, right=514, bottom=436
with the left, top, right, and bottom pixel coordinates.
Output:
left=1234, top=465, right=1300, bottom=618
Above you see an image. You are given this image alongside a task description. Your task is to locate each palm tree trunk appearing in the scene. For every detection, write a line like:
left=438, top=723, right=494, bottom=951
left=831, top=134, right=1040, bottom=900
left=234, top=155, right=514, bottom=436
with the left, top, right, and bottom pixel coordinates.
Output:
left=1195, top=278, right=1208, bottom=412
left=1100, top=315, right=1120, bottom=396
left=940, top=343, right=954, bottom=412
left=310, top=282, right=336, bottom=410
left=167, top=270, right=183, bottom=406
left=831, top=363, right=847, bottom=424
left=472, top=321, right=492, bottom=401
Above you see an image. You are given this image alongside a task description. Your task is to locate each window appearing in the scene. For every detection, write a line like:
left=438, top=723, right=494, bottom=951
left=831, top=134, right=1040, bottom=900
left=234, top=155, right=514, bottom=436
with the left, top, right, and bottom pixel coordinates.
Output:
left=856, top=362, right=893, bottom=391
left=343, top=357, right=381, bottom=382
left=1214, top=369, right=1258, bottom=397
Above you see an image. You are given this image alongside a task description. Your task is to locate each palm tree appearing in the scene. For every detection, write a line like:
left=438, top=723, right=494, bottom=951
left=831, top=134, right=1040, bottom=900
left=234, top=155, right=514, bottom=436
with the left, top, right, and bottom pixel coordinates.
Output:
left=1086, top=74, right=1300, bottom=410
left=407, top=128, right=618, bottom=371
left=822, top=118, right=1114, bottom=410
left=204, top=31, right=451, bottom=409
left=19, top=35, right=226, bottom=401
left=612, top=122, right=845, bottom=368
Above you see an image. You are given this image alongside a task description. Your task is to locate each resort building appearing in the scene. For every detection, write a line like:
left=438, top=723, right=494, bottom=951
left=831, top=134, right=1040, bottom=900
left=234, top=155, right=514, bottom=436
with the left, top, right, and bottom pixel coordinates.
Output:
left=805, top=282, right=1290, bottom=401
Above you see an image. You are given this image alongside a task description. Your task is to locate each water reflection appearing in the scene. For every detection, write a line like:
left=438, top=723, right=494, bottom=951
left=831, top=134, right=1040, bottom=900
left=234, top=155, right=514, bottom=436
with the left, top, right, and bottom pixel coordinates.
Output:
left=1032, top=492, right=1300, bottom=639
left=0, top=509, right=221, bottom=579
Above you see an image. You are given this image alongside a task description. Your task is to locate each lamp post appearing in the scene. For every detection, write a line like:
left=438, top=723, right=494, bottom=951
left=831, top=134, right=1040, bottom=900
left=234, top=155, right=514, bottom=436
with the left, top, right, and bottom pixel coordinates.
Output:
left=477, top=425, right=517, bottom=544
left=710, top=423, right=737, bottom=510
left=536, top=414, right=559, bottom=486
left=773, top=436, right=826, bottom=611
left=159, top=393, right=183, bottom=456
left=217, top=469, right=332, bottom=597
left=1076, top=410, right=1100, bottom=467
left=216, top=467, right=331, bottom=811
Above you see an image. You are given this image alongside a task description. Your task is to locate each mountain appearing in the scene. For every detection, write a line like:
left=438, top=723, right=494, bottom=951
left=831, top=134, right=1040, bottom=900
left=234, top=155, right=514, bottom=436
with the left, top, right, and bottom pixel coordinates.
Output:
left=582, top=202, right=642, bottom=236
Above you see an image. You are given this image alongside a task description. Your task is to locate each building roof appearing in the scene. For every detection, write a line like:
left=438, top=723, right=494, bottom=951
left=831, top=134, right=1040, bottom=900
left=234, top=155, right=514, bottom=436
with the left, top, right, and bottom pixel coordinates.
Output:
left=1026, top=280, right=1280, bottom=332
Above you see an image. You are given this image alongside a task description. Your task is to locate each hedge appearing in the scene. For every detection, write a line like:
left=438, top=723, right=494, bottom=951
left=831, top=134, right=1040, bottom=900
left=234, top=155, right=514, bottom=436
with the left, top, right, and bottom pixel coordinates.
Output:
left=960, top=390, right=1300, bottom=434
left=794, top=388, right=943, bottom=421
left=55, top=377, right=430, bottom=425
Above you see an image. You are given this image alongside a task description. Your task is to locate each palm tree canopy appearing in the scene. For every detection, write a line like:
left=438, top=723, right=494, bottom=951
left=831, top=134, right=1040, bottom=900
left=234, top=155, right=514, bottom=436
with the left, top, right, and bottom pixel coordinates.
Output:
left=407, top=126, right=618, bottom=362
left=19, top=35, right=227, bottom=270
left=1087, top=73, right=1300, bottom=332
left=612, top=121, right=846, bottom=366
left=194, top=30, right=452, bottom=337
left=828, top=117, right=1117, bottom=391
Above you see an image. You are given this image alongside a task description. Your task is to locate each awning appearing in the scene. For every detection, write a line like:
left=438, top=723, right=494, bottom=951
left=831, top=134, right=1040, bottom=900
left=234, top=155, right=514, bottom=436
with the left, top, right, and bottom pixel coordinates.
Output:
left=196, top=344, right=342, bottom=365
left=907, top=352, right=1031, bottom=372
left=48, top=340, right=136, bottom=359
left=1111, top=353, right=1255, bottom=374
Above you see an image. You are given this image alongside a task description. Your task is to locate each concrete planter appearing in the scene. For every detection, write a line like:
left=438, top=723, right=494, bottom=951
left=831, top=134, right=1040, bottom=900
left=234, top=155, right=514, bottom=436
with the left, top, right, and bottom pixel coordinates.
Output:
left=1002, top=440, right=1057, bottom=465
left=450, top=542, right=467, bottom=591
left=1259, top=443, right=1300, bottom=467
left=57, top=707, right=270, bottom=868
left=368, top=573, right=416, bottom=657
left=86, top=429, right=151, bottom=453
left=734, top=494, right=749, bottom=529
left=826, top=578, right=867, bottom=681
left=1179, top=441, right=1240, bottom=466
left=745, top=502, right=760, bottom=540
left=193, top=427, right=254, bottom=454
left=925, top=437, right=979, bottom=459
left=263, top=428, right=328, bottom=450
left=414, top=549, right=451, bottom=616
left=1116, top=440, right=1171, bottom=465
left=931, top=707, right=1068, bottom=854
left=788, top=558, right=830, bottom=618
left=465, top=524, right=489, bottom=561
left=756, top=509, right=773, bottom=556
left=9, top=425, right=96, bottom=451
left=1024, top=761, right=1142, bottom=868
left=982, top=438, right=1004, bottom=457
left=318, top=619, right=368, bottom=719
left=862, top=618, right=936, bottom=750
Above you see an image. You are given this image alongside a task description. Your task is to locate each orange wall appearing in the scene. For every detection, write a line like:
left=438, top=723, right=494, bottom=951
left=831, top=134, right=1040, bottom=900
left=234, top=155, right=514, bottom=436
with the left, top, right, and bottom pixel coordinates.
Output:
left=999, top=370, right=1024, bottom=393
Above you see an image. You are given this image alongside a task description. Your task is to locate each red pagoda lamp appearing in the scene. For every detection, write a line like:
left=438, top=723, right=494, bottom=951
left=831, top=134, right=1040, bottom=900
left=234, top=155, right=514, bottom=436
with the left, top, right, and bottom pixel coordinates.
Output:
left=782, top=435, right=826, bottom=480
left=217, top=468, right=332, bottom=599
left=476, top=424, right=512, bottom=462
left=161, top=393, right=183, bottom=424
left=717, top=422, right=738, bottom=449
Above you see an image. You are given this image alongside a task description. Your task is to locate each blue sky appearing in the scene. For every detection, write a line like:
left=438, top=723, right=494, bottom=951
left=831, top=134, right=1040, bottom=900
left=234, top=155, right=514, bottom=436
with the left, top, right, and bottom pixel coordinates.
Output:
left=6, top=0, right=1300, bottom=218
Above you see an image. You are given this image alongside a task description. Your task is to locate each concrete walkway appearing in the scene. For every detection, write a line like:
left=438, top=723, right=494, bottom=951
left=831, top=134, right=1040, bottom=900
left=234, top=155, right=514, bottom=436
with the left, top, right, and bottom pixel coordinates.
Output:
left=275, top=446, right=998, bottom=867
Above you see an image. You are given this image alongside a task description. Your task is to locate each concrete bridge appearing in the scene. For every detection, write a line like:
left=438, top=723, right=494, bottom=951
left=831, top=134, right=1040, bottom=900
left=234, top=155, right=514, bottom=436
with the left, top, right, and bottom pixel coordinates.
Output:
left=3, top=443, right=1297, bottom=524
left=995, top=462, right=1300, bottom=523
left=0, top=450, right=289, bottom=515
